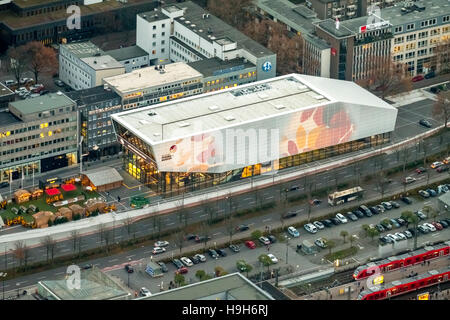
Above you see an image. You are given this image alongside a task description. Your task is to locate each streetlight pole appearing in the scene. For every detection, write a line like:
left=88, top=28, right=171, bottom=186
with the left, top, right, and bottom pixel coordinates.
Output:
left=79, top=136, right=84, bottom=174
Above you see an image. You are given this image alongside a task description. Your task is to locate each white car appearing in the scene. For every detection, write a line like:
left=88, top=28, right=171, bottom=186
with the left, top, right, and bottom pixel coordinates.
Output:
left=259, top=236, right=271, bottom=245
left=336, top=213, right=348, bottom=224
left=267, top=253, right=278, bottom=264
left=154, top=240, right=169, bottom=247
left=314, top=238, right=328, bottom=248
left=394, top=232, right=407, bottom=241
left=386, top=234, right=398, bottom=242
left=180, top=257, right=193, bottom=267
left=139, top=287, right=152, bottom=297
left=152, top=247, right=166, bottom=255
left=287, top=226, right=300, bottom=237
left=304, top=223, right=318, bottom=234
left=313, top=221, right=325, bottom=230
left=194, top=253, right=206, bottom=262
left=423, top=223, right=436, bottom=232
left=431, top=161, right=443, bottom=169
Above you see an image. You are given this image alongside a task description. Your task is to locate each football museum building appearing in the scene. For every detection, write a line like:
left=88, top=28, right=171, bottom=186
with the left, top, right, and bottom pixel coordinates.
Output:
left=111, top=74, right=398, bottom=196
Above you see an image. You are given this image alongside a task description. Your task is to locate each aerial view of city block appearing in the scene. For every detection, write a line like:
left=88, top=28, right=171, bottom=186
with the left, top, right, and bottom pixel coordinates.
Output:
left=0, top=0, right=449, bottom=304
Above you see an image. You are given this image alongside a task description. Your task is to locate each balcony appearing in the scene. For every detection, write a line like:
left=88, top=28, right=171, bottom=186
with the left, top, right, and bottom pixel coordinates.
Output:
left=347, top=4, right=356, bottom=10
left=347, top=11, right=356, bottom=16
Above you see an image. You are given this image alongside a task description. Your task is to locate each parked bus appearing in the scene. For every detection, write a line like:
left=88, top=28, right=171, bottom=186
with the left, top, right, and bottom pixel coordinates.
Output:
left=328, top=186, right=364, bottom=206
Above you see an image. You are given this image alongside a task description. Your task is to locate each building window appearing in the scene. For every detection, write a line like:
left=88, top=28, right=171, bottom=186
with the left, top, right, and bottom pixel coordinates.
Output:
left=162, top=23, right=165, bottom=28
left=443, top=15, right=450, bottom=23
left=406, top=34, right=416, bottom=41
left=394, top=26, right=403, bottom=33
left=406, top=23, right=415, bottom=31
left=152, top=25, right=156, bottom=30
left=152, top=34, right=156, bottom=38
left=394, top=37, right=404, bottom=44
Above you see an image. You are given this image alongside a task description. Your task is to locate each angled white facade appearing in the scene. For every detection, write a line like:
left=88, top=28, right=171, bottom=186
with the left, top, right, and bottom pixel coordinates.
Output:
left=112, top=74, right=398, bottom=174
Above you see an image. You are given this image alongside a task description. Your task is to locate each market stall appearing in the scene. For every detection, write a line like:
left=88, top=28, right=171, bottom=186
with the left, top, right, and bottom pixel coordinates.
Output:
left=61, top=184, right=76, bottom=192
left=81, top=167, right=123, bottom=192
left=45, top=188, right=63, bottom=204
left=30, top=188, right=43, bottom=200
left=14, top=189, right=31, bottom=204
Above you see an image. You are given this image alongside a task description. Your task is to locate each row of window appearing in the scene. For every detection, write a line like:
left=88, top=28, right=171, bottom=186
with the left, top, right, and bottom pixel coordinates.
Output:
left=174, top=31, right=213, bottom=58
left=2, top=137, right=75, bottom=157
left=394, top=16, right=449, bottom=34
left=0, top=145, right=76, bottom=166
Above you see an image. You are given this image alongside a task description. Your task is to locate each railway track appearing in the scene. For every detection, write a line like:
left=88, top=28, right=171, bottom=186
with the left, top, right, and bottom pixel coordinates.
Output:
left=289, top=269, right=354, bottom=296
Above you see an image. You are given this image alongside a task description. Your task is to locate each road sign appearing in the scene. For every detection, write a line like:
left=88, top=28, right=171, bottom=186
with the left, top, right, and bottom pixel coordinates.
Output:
left=418, top=292, right=429, bottom=300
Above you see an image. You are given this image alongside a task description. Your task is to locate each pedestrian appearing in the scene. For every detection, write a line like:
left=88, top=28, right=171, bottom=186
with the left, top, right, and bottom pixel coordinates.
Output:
left=428, top=261, right=430, bottom=266
left=117, top=195, right=121, bottom=202
left=267, top=245, right=270, bottom=251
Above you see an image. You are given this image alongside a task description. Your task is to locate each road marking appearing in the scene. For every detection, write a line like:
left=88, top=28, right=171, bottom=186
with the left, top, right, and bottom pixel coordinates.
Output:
left=193, top=210, right=202, bottom=214
left=344, top=174, right=353, bottom=179
left=248, top=223, right=255, bottom=226
left=431, top=233, right=440, bottom=237
left=199, top=214, right=207, bottom=218
left=263, top=218, right=272, bottom=222
left=167, top=222, right=175, bottom=226
left=109, top=259, right=118, bottom=263
left=243, top=197, right=252, bottom=201
left=144, top=250, right=153, bottom=254
left=266, top=196, right=274, bottom=200
left=213, top=232, right=222, bottom=236
left=55, top=272, right=64, bottom=276
left=37, top=276, right=46, bottom=280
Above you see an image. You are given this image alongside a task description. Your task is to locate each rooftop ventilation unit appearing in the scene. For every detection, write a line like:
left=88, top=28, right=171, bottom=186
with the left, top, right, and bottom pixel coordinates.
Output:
left=180, top=17, right=185, bottom=20
left=153, top=133, right=161, bottom=137
left=148, top=111, right=157, bottom=116
left=298, top=85, right=307, bottom=90
left=178, top=122, right=190, bottom=127
left=208, top=105, right=219, bottom=111
left=139, top=120, right=149, bottom=125
left=275, top=104, right=286, bottom=110
left=224, top=115, right=235, bottom=121
left=314, top=95, right=324, bottom=100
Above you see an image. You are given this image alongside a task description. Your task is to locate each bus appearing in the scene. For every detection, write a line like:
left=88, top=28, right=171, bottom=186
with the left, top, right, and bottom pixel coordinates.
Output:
left=328, top=186, right=364, bottom=206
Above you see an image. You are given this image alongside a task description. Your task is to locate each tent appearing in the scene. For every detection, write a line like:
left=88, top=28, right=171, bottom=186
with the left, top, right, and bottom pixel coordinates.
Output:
left=81, top=167, right=123, bottom=192
left=14, top=189, right=31, bottom=204
left=45, top=188, right=60, bottom=196
left=61, top=184, right=76, bottom=192
left=57, top=207, right=73, bottom=221
left=32, top=211, right=54, bottom=228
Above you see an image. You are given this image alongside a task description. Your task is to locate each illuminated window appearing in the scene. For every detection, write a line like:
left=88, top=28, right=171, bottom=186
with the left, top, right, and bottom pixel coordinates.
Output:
left=393, top=45, right=403, bottom=53
left=40, top=133, right=44, bottom=138
left=239, top=74, right=243, bottom=79
left=48, top=131, right=52, bottom=136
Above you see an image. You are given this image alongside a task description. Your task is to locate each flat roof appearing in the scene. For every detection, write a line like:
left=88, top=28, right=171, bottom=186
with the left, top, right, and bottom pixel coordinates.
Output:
left=103, top=62, right=203, bottom=95
left=105, top=45, right=148, bottom=62
left=170, top=36, right=207, bottom=60
left=65, top=85, right=120, bottom=106
left=138, top=8, right=170, bottom=23
left=112, top=74, right=395, bottom=144
left=82, top=166, right=123, bottom=187
left=188, top=57, right=255, bottom=78
left=0, top=111, right=21, bottom=126
left=139, top=273, right=273, bottom=300
left=0, top=82, right=14, bottom=98
left=174, top=1, right=274, bottom=58
left=9, top=92, right=74, bottom=115
left=81, top=55, right=124, bottom=71
left=60, top=41, right=103, bottom=58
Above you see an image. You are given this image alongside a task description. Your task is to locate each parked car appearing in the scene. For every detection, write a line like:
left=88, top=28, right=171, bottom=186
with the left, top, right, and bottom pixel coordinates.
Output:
left=437, top=185, right=449, bottom=194
left=369, top=206, right=380, bottom=215
left=0, top=181, right=9, bottom=188
left=259, top=236, right=271, bottom=245
left=288, top=185, right=300, bottom=191
left=380, top=220, right=392, bottom=230
left=353, top=210, right=365, bottom=218
left=431, top=161, right=443, bottom=169
left=267, top=235, right=277, bottom=243
left=208, top=249, right=219, bottom=258
left=403, top=230, right=413, bottom=239
left=403, top=177, right=417, bottom=184
left=313, top=221, right=325, bottom=230
left=423, top=223, right=436, bottom=232
left=346, top=212, right=358, bottom=221
left=379, top=236, right=388, bottom=245
left=386, top=234, right=398, bottom=242
left=322, top=219, right=333, bottom=227
left=229, top=244, right=240, bottom=252
left=314, top=238, right=328, bottom=249
left=235, top=224, right=249, bottom=232
left=157, top=262, right=168, bottom=273
left=394, top=232, right=407, bottom=241
left=330, top=217, right=341, bottom=225
left=287, top=226, right=300, bottom=237
left=375, top=205, right=386, bottom=213
left=217, top=249, right=227, bottom=257
left=194, top=254, right=206, bottom=262
left=310, top=199, right=322, bottom=206
left=54, top=79, right=65, bottom=87
left=336, top=213, right=348, bottom=223
left=283, top=210, right=301, bottom=219
left=172, top=259, right=184, bottom=269
left=152, top=247, right=166, bottom=255
left=438, top=220, right=449, bottom=228
left=418, top=225, right=429, bottom=234
left=401, top=196, right=412, bottom=204
left=412, top=75, right=424, bottom=82
left=418, top=190, right=429, bottom=199
left=396, top=218, right=407, bottom=226
left=424, top=71, right=435, bottom=79
left=39, top=90, right=50, bottom=95
left=154, top=240, right=169, bottom=247
left=407, top=228, right=416, bottom=236
left=195, top=235, right=211, bottom=243
left=382, top=236, right=394, bottom=244
left=431, top=222, right=443, bottom=231
left=3, top=80, right=16, bottom=87
left=376, top=224, right=385, bottom=233
left=381, top=202, right=393, bottom=210
left=185, top=234, right=197, bottom=241
left=359, top=205, right=372, bottom=217
left=19, top=77, right=33, bottom=85
left=267, top=253, right=278, bottom=264
left=83, top=264, right=93, bottom=270
left=190, top=256, right=200, bottom=264
left=139, top=287, right=152, bottom=297
left=426, top=188, right=437, bottom=197
left=415, top=167, right=427, bottom=174
left=245, top=240, right=256, bottom=249
left=236, top=260, right=249, bottom=272
left=175, top=266, right=188, bottom=275
left=390, top=218, right=401, bottom=228
left=437, top=165, right=449, bottom=173
left=125, top=264, right=134, bottom=273
left=304, top=223, right=318, bottom=234
left=415, top=210, right=427, bottom=220
left=390, top=201, right=400, bottom=208
left=443, top=156, right=450, bottom=165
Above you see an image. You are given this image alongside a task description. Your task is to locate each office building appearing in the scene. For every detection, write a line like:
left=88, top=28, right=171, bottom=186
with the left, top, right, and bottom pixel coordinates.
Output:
left=105, top=45, right=150, bottom=73
left=0, top=92, right=78, bottom=182
left=111, top=74, right=397, bottom=195
left=0, top=82, right=14, bottom=109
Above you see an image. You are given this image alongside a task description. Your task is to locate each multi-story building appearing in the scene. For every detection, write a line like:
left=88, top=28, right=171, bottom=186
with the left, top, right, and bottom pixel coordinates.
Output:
left=102, top=62, right=203, bottom=111
left=59, top=42, right=125, bottom=90
left=112, top=74, right=397, bottom=195
left=105, top=46, right=149, bottom=73
left=255, top=0, right=331, bottom=77
left=0, top=0, right=159, bottom=52
left=0, top=82, right=14, bottom=109
left=0, top=92, right=78, bottom=182
left=136, top=1, right=277, bottom=81
left=308, top=0, right=359, bottom=21
left=65, top=85, right=121, bottom=159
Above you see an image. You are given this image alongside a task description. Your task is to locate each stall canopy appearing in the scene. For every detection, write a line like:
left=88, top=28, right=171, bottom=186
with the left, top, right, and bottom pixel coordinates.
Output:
left=45, top=188, right=61, bottom=196
left=61, top=184, right=76, bottom=192
left=82, top=167, right=123, bottom=192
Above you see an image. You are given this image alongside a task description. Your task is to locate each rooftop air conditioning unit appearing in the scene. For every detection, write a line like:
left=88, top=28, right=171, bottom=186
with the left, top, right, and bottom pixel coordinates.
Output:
left=208, top=105, right=219, bottom=111
left=178, top=122, right=190, bottom=127
left=224, top=115, right=235, bottom=121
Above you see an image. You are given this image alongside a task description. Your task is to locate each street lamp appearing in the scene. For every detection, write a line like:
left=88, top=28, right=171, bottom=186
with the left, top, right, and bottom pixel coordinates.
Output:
left=0, top=272, right=7, bottom=300
left=79, top=136, right=84, bottom=174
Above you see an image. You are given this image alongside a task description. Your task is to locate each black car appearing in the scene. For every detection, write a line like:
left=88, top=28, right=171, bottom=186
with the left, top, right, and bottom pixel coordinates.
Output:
left=376, top=224, right=385, bottom=233
left=190, top=256, right=200, bottom=264
left=208, top=249, right=219, bottom=259
left=235, top=224, right=249, bottom=232
left=407, top=228, right=416, bottom=236
left=443, top=218, right=450, bottom=226
left=401, top=196, right=412, bottom=204
left=390, top=201, right=400, bottom=209
left=83, top=264, right=93, bottom=270
left=268, top=235, right=277, bottom=243
left=322, top=219, right=333, bottom=227
left=330, top=217, right=341, bottom=225
left=396, top=218, right=407, bottom=226
left=346, top=212, right=358, bottom=221
left=283, top=210, right=299, bottom=219
left=353, top=210, right=365, bottom=219
left=369, top=206, right=380, bottom=215
left=0, top=181, right=9, bottom=188
left=438, top=220, right=448, bottom=228
left=217, top=249, right=227, bottom=257
left=125, top=264, right=134, bottom=273
left=379, top=237, right=388, bottom=245
left=424, top=71, right=435, bottom=79
left=229, top=244, right=240, bottom=252
left=359, top=205, right=372, bottom=217
left=157, top=261, right=168, bottom=273
left=185, top=234, right=197, bottom=241
left=437, top=165, right=449, bottom=173
left=419, top=119, right=432, bottom=128
left=195, top=235, right=211, bottom=243
left=172, top=259, right=184, bottom=269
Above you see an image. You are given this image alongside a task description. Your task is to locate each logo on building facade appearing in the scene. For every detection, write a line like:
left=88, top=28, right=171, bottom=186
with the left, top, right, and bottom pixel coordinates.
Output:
left=262, top=61, right=272, bottom=72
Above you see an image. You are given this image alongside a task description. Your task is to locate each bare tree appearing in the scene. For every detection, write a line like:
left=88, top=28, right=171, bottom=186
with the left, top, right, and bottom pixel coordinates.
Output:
left=225, top=212, right=235, bottom=246
left=153, top=216, right=162, bottom=240
left=199, top=222, right=210, bottom=249
left=7, top=45, right=29, bottom=84
left=207, top=0, right=252, bottom=29
left=431, top=38, right=450, bottom=75
left=25, top=41, right=58, bottom=83
left=97, top=223, right=106, bottom=248
left=123, top=215, right=135, bottom=240
left=69, top=230, right=80, bottom=254
left=306, top=182, right=313, bottom=223
left=40, top=235, right=57, bottom=263
left=432, top=91, right=450, bottom=129
left=12, top=240, right=30, bottom=268
left=174, top=228, right=185, bottom=254
left=376, top=170, right=390, bottom=198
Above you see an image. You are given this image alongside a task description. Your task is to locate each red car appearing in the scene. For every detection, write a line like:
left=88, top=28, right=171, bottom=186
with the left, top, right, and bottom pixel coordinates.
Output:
left=431, top=222, right=443, bottom=231
left=412, top=75, right=424, bottom=82
left=415, top=167, right=427, bottom=174
left=175, top=266, right=188, bottom=275
left=245, top=240, right=256, bottom=249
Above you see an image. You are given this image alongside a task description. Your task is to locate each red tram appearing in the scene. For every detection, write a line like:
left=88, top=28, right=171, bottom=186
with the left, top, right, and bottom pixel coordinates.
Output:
left=357, top=266, right=450, bottom=300
left=353, top=241, right=450, bottom=280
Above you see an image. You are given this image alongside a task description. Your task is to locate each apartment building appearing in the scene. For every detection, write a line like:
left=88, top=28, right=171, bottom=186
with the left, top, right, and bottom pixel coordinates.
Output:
left=0, top=92, right=78, bottom=182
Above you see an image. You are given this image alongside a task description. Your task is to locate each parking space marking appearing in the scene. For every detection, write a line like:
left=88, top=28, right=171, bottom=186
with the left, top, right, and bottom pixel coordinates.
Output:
left=167, top=222, right=175, bottom=226
left=213, top=232, right=222, bottom=236
left=263, top=218, right=272, bottom=223
left=199, top=214, right=207, bottom=218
